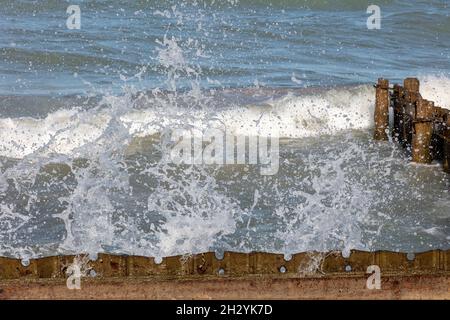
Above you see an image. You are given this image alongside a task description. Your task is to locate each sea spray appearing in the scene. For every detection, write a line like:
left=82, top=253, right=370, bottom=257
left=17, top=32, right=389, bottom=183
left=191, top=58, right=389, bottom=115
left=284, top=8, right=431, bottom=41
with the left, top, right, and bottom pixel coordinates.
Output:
left=0, top=0, right=449, bottom=263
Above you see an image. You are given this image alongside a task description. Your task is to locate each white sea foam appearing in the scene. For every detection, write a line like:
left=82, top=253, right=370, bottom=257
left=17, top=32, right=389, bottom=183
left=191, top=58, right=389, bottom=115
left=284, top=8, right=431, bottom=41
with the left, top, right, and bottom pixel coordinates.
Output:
left=0, top=109, right=111, bottom=158
left=2, top=75, right=450, bottom=159
left=0, top=84, right=373, bottom=158
left=420, top=75, right=450, bottom=109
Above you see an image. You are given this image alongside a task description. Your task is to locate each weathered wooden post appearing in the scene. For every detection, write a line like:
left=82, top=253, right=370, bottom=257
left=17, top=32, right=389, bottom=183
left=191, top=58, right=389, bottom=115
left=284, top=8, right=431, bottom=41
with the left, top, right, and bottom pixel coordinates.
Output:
left=430, top=106, right=447, bottom=160
left=444, top=114, right=450, bottom=173
left=392, top=84, right=402, bottom=142
left=374, top=78, right=390, bottom=140
left=397, top=85, right=409, bottom=146
left=403, top=78, right=421, bottom=147
left=404, top=78, right=420, bottom=100
left=412, top=99, right=434, bottom=163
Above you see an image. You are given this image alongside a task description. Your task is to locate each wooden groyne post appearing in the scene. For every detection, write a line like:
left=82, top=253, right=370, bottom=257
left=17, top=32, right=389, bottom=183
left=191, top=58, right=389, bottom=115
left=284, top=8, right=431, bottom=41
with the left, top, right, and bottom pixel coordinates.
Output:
left=412, top=99, right=434, bottom=163
left=374, top=78, right=389, bottom=140
left=376, top=77, right=450, bottom=173
left=444, top=115, right=450, bottom=173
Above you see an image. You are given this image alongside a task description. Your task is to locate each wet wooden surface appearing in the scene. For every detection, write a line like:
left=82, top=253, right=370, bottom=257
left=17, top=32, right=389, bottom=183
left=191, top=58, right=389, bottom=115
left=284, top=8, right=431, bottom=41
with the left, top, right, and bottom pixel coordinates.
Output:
left=0, top=274, right=448, bottom=300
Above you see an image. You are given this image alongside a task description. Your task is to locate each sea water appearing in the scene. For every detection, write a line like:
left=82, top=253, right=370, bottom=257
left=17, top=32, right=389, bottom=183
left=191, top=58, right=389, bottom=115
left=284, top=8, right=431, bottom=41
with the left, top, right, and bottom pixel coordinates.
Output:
left=0, top=0, right=449, bottom=260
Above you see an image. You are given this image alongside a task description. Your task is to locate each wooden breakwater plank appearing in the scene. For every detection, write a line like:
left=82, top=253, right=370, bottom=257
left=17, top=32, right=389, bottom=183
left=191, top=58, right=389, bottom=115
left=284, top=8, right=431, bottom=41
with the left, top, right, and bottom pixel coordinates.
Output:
left=1, top=274, right=448, bottom=300
left=1, top=250, right=449, bottom=280
left=379, top=77, right=450, bottom=173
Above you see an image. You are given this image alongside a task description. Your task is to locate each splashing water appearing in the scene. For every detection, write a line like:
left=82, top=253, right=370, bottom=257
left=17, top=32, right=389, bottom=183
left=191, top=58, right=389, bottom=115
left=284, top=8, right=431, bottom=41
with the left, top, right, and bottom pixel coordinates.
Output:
left=0, top=0, right=449, bottom=261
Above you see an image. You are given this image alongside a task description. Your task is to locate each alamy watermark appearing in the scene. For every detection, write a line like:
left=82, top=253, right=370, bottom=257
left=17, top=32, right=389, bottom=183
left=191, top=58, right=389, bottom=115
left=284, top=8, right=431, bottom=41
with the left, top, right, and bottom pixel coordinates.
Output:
left=163, top=128, right=279, bottom=176
left=66, top=263, right=81, bottom=290
left=366, top=265, right=381, bottom=290
left=367, top=5, right=381, bottom=30
left=65, top=255, right=93, bottom=290
left=66, top=5, right=81, bottom=30
left=65, top=5, right=381, bottom=31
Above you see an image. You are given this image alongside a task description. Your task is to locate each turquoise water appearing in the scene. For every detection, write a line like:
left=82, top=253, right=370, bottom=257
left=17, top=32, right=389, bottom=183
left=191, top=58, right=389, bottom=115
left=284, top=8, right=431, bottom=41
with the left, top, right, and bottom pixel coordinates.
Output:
left=0, top=0, right=449, bottom=260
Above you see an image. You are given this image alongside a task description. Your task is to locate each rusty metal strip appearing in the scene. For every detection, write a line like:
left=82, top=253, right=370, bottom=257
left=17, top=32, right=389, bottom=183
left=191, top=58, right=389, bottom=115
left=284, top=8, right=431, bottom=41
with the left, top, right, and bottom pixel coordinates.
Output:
left=0, top=250, right=448, bottom=280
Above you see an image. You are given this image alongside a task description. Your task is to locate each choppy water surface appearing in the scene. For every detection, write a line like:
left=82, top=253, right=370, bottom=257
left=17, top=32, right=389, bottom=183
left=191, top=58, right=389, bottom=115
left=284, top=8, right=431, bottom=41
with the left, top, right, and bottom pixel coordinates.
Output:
left=0, top=0, right=449, bottom=260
